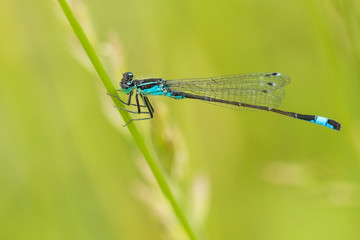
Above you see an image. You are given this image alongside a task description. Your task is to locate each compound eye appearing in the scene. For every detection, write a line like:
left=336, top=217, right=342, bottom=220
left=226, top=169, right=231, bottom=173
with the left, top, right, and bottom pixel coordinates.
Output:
left=123, top=72, right=134, bottom=81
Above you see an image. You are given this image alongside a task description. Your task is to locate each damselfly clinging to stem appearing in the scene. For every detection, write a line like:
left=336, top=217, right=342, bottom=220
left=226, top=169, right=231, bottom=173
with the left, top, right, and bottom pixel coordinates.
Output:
left=108, top=72, right=341, bottom=130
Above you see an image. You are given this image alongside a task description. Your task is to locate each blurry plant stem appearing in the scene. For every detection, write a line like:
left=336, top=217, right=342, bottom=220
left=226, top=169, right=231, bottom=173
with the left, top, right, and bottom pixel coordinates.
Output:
left=57, top=0, right=196, bottom=239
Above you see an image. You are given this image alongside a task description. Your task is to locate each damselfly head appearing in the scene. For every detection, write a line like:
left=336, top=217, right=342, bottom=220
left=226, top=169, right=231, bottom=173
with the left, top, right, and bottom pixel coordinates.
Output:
left=121, top=72, right=134, bottom=90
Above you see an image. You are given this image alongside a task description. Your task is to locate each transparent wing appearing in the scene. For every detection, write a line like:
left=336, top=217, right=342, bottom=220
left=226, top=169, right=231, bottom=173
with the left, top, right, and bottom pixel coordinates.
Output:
left=166, top=72, right=290, bottom=108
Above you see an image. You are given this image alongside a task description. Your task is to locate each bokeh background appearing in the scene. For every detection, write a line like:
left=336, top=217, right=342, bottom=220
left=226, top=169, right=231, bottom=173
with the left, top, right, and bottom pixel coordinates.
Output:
left=1, top=0, right=360, bottom=239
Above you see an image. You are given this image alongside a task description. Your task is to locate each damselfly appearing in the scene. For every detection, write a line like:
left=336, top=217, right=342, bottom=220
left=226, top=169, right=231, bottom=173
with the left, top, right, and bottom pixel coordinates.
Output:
left=108, top=72, right=341, bottom=130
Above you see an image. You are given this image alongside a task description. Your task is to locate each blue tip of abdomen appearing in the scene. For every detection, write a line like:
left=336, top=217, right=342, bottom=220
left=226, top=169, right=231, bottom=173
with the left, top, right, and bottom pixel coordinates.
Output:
left=315, top=116, right=329, bottom=126
left=310, top=116, right=340, bottom=130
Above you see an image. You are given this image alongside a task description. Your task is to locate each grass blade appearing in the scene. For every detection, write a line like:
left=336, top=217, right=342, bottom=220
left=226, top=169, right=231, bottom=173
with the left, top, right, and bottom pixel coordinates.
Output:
left=57, top=0, right=196, bottom=239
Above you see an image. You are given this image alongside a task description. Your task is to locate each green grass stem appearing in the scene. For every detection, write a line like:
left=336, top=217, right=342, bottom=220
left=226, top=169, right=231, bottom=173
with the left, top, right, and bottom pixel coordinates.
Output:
left=57, top=1, right=196, bottom=239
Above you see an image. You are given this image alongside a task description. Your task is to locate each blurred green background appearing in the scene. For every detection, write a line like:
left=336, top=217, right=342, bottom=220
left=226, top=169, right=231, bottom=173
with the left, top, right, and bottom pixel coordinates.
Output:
left=1, top=0, right=360, bottom=239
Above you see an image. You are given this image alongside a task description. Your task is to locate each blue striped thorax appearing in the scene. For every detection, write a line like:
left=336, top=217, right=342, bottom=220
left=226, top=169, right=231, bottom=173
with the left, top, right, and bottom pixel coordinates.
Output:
left=120, top=72, right=184, bottom=99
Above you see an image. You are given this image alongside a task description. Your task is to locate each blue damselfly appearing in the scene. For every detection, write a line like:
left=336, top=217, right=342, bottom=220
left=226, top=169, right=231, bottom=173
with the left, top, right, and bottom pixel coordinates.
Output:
left=108, top=72, right=341, bottom=130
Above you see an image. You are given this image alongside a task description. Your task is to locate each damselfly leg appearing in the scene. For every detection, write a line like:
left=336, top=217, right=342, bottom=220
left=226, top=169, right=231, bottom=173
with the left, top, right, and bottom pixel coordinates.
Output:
left=108, top=91, right=146, bottom=107
left=108, top=92, right=150, bottom=114
left=144, top=95, right=155, bottom=114
left=122, top=95, right=154, bottom=126
left=108, top=92, right=154, bottom=126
